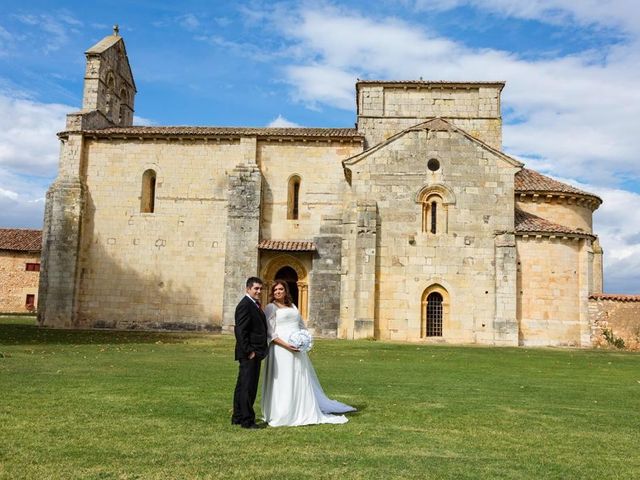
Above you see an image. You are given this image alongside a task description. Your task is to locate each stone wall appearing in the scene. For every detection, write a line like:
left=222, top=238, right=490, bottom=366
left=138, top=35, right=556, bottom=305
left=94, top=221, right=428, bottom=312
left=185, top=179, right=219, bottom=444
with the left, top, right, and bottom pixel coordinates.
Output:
left=357, top=84, right=503, bottom=149
left=74, top=138, right=241, bottom=331
left=516, top=237, right=591, bottom=346
left=259, top=141, right=361, bottom=240
left=0, top=251, right=40, bottom=313
left=589, top=295, right=640, bottom=350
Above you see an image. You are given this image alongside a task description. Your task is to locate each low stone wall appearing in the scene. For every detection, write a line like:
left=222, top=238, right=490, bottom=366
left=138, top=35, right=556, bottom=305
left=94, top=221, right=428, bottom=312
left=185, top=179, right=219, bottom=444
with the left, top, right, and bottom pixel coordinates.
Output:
left=589, top=294, right=640, bottom=350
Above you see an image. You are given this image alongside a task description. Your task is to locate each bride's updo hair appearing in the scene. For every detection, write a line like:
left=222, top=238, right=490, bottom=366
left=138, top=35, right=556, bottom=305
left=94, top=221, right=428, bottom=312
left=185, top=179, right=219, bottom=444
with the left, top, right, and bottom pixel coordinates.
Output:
left=269, top=280, right=293, bottom=306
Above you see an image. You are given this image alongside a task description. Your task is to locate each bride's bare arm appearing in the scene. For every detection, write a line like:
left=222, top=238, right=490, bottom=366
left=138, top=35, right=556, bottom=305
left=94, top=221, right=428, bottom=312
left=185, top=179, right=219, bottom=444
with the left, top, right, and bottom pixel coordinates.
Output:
left=271, top=337, right=300, bottom=352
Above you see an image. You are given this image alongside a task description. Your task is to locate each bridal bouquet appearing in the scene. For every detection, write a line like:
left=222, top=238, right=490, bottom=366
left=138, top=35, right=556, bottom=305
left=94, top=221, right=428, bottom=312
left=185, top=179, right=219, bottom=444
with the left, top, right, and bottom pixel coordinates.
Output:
left=288, top=330, right=314, bottom=352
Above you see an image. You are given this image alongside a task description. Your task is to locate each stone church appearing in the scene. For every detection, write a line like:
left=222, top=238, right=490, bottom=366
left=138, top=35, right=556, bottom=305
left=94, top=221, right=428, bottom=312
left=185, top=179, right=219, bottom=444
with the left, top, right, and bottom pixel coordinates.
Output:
left=38, top=30, right=605, bottom=347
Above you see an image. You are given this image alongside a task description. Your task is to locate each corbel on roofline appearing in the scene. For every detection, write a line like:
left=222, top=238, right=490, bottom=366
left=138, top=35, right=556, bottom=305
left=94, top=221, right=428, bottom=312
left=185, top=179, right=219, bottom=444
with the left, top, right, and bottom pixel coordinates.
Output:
left=516, top=231, right=595, bottom=241
left=516, top=191, right=602, bottom=209
left=58, top=129, right=365, bottom=144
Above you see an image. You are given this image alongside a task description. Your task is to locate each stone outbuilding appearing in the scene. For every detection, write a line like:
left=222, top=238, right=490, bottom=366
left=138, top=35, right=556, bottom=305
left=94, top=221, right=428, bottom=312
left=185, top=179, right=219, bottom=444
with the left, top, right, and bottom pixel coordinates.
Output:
left=0, top=228, right=42, bottom=313
left=38, top=31, right=607, bottom=346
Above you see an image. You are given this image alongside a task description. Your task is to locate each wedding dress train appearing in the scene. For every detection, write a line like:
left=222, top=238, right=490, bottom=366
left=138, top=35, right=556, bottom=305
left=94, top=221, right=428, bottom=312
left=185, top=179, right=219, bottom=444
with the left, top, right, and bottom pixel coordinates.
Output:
left=261, top=304, right=355, bottom=427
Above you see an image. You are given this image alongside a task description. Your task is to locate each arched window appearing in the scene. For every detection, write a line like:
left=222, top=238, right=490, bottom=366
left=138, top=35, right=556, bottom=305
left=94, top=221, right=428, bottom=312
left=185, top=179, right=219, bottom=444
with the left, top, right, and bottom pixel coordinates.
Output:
left=287, top=175, right=301, bottom=220
left=430, top=201, right=437, bottom=234
left=416, top=184, right=455, bottom=236
left=421, top=284, right=449, bottom=338
left=425, top=292, right=443, bottom=336
left=422, top=194, right=443, bottom=234
left=141, top=169, right=156, bottom=213
left=105, top=73, right=115, bottom=116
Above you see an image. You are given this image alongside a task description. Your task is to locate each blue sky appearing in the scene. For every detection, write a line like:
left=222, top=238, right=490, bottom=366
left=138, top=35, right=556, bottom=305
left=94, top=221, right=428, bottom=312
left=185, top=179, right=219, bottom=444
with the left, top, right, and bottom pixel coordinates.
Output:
left=0, top=0, right=639, bottom=293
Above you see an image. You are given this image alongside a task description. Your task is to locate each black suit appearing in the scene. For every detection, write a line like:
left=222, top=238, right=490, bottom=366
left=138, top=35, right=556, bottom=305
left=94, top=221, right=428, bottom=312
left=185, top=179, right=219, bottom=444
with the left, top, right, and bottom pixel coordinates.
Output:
left=232, top=295, right=268, bottom=427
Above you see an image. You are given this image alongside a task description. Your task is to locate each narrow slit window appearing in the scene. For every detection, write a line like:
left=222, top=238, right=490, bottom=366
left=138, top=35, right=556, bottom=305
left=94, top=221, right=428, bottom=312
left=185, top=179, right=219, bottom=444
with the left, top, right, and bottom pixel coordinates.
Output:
left=422, top=195, right=443, bottom=234
left=141, top=169, right=156, bottom=213
left=430, top=201, right=437, bottom=234
left=287, top=175, right=301, bottom=220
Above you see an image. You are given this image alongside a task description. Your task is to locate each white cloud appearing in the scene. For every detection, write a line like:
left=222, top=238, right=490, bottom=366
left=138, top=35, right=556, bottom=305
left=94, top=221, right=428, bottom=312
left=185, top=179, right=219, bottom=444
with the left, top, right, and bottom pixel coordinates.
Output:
left=0, top=186, right=18, bottom=200
left=179, top=13, right=201, bottom=31
left=414, top=0, right=640, bottom=33
left=0, top=166, right=48, bottom=228
left=133, top=115, right=155, bottom=126
left=0, top=92, right=68, bottom=228
left=267, top=114, right=302, bottom=127
left=286, top=64, right=356, bottom=110
left=0, top=93, right=69, bottom=176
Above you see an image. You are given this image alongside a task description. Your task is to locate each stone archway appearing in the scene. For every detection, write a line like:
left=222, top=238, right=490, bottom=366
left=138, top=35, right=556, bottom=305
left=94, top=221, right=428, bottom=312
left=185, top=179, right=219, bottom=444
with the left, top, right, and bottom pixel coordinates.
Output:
left=262, top=254, right=309, bottom=320
left=274, top=266, right=299, bottom=306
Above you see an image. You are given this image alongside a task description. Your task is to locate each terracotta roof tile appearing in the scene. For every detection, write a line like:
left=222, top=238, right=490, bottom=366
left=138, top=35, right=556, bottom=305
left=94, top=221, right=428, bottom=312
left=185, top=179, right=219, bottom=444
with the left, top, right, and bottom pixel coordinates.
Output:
left=0, top=228, right=42, bottom=252
left=515, top=209, right=591, bottom=237
left=75, top=126, right=362, bottom=139
left=590, top=293, right=640, bottom=302
left=515, top=168, right=601, bottom=203
left=258, top=240, right=316, bottom=251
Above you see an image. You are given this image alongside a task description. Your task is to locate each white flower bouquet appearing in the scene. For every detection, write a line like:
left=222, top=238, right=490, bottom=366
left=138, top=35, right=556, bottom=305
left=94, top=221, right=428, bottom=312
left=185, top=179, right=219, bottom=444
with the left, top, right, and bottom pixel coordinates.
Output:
left=288, top=329, right=314, bottom=352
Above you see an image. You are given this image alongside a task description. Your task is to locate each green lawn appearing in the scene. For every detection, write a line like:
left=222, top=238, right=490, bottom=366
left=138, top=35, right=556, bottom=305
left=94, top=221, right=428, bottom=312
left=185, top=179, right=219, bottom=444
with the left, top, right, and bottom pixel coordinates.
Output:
left=1, top=316, right=639, bottom=480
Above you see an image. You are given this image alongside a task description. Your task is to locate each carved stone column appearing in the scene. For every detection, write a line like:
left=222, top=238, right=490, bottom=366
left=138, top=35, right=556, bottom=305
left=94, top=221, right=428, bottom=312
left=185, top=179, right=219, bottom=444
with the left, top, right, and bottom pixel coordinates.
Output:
left=297, top=282, right=308, bottom=321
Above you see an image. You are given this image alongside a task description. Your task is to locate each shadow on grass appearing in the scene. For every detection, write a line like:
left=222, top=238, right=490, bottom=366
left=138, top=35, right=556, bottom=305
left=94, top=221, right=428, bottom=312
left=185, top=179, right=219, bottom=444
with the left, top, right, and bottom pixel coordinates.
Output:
left=0, top=318, right=210, bottom=346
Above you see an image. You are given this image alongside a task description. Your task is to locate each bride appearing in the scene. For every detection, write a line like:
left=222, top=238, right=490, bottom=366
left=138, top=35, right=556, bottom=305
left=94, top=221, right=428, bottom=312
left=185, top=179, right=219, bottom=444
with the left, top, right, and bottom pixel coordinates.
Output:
left=261, top=280, right=356, bottom=427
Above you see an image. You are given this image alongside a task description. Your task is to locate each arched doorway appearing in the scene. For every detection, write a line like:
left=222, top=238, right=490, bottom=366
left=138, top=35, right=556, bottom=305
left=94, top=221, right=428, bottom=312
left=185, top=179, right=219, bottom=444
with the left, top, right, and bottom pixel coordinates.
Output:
left=262, top=254, right=309, bottom=320
left=275, top=266, right=299, bottom=307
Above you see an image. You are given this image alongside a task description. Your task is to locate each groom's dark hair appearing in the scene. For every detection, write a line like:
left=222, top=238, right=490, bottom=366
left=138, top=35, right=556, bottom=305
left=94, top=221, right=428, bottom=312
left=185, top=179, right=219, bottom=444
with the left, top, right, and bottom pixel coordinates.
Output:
left=246, top=276, right=263, bottom=288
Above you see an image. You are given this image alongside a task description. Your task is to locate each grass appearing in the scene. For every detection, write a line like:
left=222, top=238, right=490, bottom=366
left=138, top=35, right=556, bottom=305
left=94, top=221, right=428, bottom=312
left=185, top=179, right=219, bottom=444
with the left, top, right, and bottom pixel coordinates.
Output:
left=1, top=315, right=639, bottom=480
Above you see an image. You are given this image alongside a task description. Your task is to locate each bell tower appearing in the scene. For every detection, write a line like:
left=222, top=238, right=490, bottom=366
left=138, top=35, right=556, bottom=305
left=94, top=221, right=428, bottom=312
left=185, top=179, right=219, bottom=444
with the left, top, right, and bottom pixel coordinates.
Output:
left=81, top=25, right=136, bottom=126
left=38, top=28, right=137, bottom=328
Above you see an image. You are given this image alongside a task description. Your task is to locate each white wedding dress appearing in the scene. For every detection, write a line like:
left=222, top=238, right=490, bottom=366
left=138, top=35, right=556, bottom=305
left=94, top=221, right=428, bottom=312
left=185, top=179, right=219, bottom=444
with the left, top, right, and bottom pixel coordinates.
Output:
left=261, top=304, right=355, bottom=427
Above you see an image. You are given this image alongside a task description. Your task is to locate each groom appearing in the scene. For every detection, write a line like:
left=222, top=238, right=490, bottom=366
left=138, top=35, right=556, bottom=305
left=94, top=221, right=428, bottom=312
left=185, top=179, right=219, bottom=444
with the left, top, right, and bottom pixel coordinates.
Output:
left=231, top=276, right=268, bottom=429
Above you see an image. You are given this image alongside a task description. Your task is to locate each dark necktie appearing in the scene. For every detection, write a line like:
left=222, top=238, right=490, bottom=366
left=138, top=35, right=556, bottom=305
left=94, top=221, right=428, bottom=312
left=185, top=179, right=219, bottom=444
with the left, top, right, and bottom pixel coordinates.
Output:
left=255, top=300, right=261, bottom=309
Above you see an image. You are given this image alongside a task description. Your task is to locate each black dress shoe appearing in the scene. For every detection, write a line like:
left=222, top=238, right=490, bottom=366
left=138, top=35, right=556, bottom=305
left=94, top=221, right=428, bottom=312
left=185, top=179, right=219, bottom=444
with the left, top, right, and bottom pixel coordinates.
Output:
left=231, top=419, right=242, bottom=426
